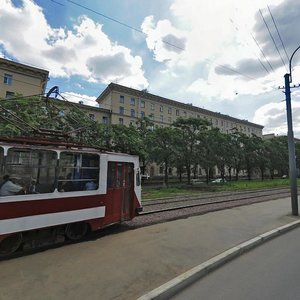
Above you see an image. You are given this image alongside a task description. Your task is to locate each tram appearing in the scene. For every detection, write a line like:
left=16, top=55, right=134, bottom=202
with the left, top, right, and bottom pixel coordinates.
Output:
left=0, top=136, right=142, bottom=256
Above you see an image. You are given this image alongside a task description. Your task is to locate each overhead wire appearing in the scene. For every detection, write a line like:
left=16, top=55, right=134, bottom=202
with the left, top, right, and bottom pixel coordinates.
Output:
left=267, top=5, right=289, bottom=63
left=251, top=33, right=276, bottom=73
left=47, top=0, right=257, bottom=81
left=259, top=8, right=288, bottom=72
left=228, top=18, right=271, bottom=77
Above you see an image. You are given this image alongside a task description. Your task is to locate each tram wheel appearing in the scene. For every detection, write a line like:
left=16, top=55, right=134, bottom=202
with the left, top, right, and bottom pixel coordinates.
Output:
left=65, top=222, right=88, bottom=241
left=0, top=233, right=22, bottom=257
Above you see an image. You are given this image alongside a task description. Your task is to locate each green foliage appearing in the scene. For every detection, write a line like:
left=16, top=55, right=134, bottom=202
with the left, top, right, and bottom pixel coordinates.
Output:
left=0, top=97, right=292, bottom=182
left=172, top=117, right=210, bottom=184
left=147, top=126, right=180, bottom=187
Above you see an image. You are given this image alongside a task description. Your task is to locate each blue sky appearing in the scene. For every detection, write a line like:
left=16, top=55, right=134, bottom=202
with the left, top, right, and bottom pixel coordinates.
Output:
left=1, top=0, right=300, bottom=136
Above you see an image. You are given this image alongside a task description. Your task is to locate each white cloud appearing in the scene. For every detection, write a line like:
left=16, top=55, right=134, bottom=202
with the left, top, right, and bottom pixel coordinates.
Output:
left=60, top=92, right=97, bottom=107
left=253, top=100, right=300, bottom=136
left=142, top=0, right=288, bottom=101
left=0, top=0, right=148, bottom=89
left=141, top=15, right=186, bottom=64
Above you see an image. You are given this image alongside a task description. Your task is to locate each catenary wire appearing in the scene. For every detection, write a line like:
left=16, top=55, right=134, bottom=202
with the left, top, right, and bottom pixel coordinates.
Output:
left=47, top=0, right=257, bottom=81
left=228, top=18, right=271, bottom=76
left=251, top=33, right=276, bottom=73
left=259, top=8, right=288, bottom=72
left=267, top=5, right=289, bottom=63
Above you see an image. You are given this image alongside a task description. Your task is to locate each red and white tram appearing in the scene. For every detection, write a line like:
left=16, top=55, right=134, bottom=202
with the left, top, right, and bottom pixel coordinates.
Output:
left=0, top=137, right=142, bottom=256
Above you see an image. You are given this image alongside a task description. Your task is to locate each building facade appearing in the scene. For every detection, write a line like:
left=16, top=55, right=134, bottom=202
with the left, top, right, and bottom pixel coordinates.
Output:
left=0, top=58, right=49, bottom=99
left=97, top=83, right=263, bottom=137
left=50, top=98, right=111, bottom=125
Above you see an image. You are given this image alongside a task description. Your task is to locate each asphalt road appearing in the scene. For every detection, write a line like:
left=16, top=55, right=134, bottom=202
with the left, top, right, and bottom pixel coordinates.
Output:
left=172, top=226, right=300, bottom=300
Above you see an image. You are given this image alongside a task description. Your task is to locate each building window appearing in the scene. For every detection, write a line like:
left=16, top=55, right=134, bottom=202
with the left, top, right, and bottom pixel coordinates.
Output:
left=102, top=116, right=108, bottom=124
left=89, top=114, right=95, bottom=120
left=176, top=109, right=180, bottom=116
left=140, top=100, right=145, bottom=108
left=141, top=111, right=145, bottom=118
left=221, top=120, right=224, bottom=126
left=183, top=111, right=187, bottom=117
left=130, top=120, right=135, bottom=126
left=197, top=114, right=200, bottom=118
left=168, top=107, right=172, bottom=114
left=151, top=103, right=155, bottom=110
left=4, top=74, right=13, bottom=85
left=119, top=106, right=124, bottom=115
left=168, top=117, right=172, bottom=123
left=160, top=105, right=163, bottom=112
left=160, top=115, right=163, bottom=122
left=149, top=114, right=154, bottom=120
left=130, top=109, right=135, bottom=117
left=5, top=91, right=14, bottom=99
left=119, top=118, right=124, bottom=125
left=130, top=97, right=135, bottom=105
left=120, top=95, right=124, bottom=104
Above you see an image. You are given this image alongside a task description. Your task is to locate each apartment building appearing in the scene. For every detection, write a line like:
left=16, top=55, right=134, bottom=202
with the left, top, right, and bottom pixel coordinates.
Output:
left=96, top=83, right=263, bottom=137
left=49, top=98, right=111, bottom=125
left=0, top=57, right=49, bottom=99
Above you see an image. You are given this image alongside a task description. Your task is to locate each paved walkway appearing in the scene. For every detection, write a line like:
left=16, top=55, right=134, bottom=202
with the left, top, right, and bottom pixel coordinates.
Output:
left=0, top=198, right=298, bottom=300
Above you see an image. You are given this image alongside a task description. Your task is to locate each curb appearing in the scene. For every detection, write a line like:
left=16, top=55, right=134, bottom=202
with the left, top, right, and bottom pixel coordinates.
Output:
left=137, top=219, right=300, bottom=300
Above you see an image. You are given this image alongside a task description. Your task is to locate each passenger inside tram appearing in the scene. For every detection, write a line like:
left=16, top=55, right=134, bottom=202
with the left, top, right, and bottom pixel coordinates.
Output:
left=85, top=180, right=97, bottom=190
left=0, top=175, right=25, bottom=196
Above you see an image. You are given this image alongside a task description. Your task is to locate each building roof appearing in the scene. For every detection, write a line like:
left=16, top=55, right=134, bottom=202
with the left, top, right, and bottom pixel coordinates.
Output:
left=0, top=57, right=49, bottom=77
left=48, top=97, right=111, bottom=113
left=97, top=82, right=264, bottom=129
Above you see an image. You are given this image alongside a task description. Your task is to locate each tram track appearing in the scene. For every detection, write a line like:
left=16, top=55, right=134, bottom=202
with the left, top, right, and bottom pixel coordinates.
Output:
left=124, top=188, right=292, bottom=228
left=139, top=188, right=290, bottom=216
left=139, top=189, right=290, bottom=216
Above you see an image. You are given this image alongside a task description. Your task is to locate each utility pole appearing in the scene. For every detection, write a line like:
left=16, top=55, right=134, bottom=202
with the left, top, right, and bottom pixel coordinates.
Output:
left=279, top=45, right=300, bottom=216
left=284, top=73, right=298, bottom=216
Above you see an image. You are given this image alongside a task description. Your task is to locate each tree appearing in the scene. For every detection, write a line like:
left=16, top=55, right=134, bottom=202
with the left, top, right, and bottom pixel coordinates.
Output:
left=135, top=117, right=154, bottom=177
left=256, top=139, right=270, bottom=180
left=229, top=131, right=245, bottom=181
left=110, top=124, right=144, bottom=155
left=197, top=128, right=219, bottom=183
left=148, top=127, right=179, bottom=187
left=173, top=117, right=210, bottom=184
left=214, top=131, right=233, bottom=182
left=265, top=136, right=289, bottom=178
left=0, top=96, right=110, bottom=147
left=238, top=133, right=262, bottom=180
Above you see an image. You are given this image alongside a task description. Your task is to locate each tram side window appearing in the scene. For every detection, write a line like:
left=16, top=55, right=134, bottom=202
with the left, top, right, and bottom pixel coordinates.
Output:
left=3, top=148, right=57, bottom=195
left=58, top=152, right=100, bottom=192
left=107, top=162, right=115, bottom=188
left=116, top=163, right=123, bottom=187
left=136, top=169, right=141, bottom=186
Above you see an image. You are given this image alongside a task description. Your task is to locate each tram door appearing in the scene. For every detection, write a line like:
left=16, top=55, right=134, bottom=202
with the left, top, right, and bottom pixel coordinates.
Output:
left=107, top=162, right=134, bottom=221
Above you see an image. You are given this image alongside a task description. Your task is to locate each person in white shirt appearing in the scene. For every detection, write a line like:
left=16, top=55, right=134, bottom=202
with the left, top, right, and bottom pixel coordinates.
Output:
left=85, top=180, right=97, bottom=190
left=0, top=175, right=24, bottom=196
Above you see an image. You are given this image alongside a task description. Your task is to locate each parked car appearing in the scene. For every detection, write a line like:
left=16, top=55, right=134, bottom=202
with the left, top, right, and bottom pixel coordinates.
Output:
left=211, top=178, right=226, bottom=183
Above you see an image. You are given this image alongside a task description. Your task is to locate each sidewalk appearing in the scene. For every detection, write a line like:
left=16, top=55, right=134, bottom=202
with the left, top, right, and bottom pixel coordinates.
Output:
left=0, top=198, right=299, bottom=300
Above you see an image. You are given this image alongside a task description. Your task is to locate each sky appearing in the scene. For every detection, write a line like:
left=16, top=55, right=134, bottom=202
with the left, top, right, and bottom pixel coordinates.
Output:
left=1, top=0, right=300, bottom=137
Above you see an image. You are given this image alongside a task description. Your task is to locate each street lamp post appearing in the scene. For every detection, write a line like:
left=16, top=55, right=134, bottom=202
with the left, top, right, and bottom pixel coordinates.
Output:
left=284, top=46, right=300, bottom=216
